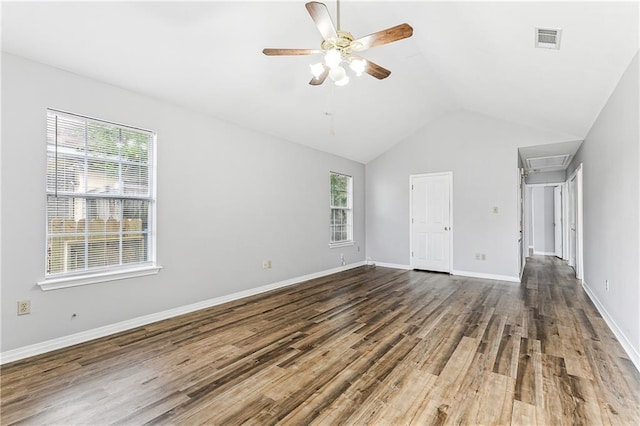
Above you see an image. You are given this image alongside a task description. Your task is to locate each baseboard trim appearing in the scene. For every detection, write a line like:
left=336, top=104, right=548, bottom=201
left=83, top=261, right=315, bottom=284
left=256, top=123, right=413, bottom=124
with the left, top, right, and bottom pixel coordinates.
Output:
left=582, top=280, right=640, bottom=373
left=373, top=262, right=412, bottom=270
left=452, top=270, right=521, bottom=283
left=370, top=262, right=520, bottom=283
left=0, top=261, right=366, bottom=365
left=533, top=251, right=557, bottom=256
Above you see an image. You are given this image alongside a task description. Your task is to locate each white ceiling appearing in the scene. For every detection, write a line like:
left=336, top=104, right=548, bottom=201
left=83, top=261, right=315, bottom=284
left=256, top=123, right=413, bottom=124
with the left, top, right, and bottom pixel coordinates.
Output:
left=2, top=1, right=638, bottom=163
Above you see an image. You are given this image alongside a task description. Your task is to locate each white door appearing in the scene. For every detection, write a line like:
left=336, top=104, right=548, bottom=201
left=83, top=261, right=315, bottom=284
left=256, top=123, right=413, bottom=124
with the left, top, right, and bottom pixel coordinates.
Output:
left=554, top=186, right=562, bottom=258
left=568, top=176, right=577, bottom=269
left=410, top=173, right=452, bottom=272
left=561, top=182, right=569, bottom=260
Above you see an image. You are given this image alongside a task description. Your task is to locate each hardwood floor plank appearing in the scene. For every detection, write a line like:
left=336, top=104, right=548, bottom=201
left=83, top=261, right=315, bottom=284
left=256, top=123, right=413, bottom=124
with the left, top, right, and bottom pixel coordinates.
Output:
left=1, top=257, right=638, bottom=425
left=511, top=399, right=537, bottom=425
left=475, top=371, right=516, bottom=425
left=515, top=337, right=537, bottom=405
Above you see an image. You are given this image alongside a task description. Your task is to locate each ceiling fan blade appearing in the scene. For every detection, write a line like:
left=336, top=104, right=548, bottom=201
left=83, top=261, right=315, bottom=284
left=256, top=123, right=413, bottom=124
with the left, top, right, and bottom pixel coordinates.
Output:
left=263, top=48, right=321, bottom=56
left=309, top=65, right=329, bottom=85
left=305, top=2, right=338, bottom=42
left=358, top=57, right=391, bottom=80
left=351, top=23, right=413, bottom=51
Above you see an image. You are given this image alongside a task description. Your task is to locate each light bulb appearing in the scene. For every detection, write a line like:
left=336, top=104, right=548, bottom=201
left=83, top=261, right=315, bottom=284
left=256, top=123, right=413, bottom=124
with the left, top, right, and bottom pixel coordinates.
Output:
left=328, top=65, right=346, bottom=82
left=310, top=62, right=325, bottom=79
left=335, top=75, right=350, bottom=86
left=349, top=58, right=366, bottom=77
left=324, top=48, right=342, bottom=69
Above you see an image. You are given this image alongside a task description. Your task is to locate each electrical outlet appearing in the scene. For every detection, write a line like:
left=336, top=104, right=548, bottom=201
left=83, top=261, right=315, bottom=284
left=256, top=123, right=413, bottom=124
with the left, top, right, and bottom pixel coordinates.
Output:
left=262, top=260, right=271, bottom=269
left=17, top=300, right=31, bottom=315
left=475, top=253, right=486, bottom=261
left=340, top=253, right=346, bottom=266
left=605, top=280, right=609, bottom=291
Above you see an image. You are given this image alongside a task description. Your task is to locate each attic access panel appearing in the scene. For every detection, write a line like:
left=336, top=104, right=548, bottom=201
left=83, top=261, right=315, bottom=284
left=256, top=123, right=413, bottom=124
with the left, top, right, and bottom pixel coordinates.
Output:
left=526, top=154, right=571, bottom=171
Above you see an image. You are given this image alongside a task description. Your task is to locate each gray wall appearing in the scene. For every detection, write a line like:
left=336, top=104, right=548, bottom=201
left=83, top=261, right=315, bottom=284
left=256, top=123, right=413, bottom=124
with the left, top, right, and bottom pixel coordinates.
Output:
left=365, top=109, right=576, bottom=279
left=567, top=51, right=639, bottom=357
left=1, top=53, right=365, bottom=352
left=532, top=186, right=555, bottom=254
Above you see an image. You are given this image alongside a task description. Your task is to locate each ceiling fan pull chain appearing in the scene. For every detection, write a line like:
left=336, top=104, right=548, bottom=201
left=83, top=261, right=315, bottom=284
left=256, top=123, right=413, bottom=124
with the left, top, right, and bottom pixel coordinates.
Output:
left=326, top=86, right=336, bottom=136
left=336, top=0, right=341, bottom=31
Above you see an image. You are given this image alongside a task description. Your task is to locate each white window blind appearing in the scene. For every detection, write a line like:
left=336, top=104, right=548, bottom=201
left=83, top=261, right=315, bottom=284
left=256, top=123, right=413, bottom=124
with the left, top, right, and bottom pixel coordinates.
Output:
left=46, top=109, right=156, bottom=277
left=330, top=172, right=353, bottom=244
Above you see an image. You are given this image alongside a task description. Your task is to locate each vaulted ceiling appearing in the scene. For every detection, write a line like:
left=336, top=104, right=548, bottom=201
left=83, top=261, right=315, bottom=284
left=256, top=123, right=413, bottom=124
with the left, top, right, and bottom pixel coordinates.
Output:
left=2, top=1, right=638, bottom=163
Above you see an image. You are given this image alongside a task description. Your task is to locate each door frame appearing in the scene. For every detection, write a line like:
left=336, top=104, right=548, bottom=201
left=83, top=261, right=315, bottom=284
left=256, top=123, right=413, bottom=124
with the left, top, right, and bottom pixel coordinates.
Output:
left=567, top=163, right=584, bottom=280
left=409, top=171, right=453, bottom=272
left=561, top=181, right=569, bottom=260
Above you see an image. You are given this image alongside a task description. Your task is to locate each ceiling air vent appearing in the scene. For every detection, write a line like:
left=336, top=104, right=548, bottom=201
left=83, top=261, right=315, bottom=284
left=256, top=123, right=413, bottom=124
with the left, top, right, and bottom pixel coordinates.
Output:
left=535, top=27, right=562, bottom=49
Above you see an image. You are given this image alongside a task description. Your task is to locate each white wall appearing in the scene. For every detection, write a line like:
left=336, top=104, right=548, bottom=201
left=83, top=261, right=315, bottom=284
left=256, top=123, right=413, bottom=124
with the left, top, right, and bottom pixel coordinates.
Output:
left=365, top=109, right=576, bottom=280
left=567, top=51, right=639, bottom=362
left=531, top=186, right=555, bottom=255
left=0, top=53, right=365, bottom=352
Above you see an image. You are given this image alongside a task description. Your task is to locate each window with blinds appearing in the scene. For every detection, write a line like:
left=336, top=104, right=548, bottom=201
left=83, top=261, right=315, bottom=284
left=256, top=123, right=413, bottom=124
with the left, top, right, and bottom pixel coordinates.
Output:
left=330, top=172, right=353, bottom=245
left=46, top=109, right=156, bottom=278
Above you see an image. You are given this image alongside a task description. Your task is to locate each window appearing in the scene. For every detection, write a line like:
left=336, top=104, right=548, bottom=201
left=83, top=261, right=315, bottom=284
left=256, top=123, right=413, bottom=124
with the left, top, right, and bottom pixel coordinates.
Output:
left=330, top=172, right=353, bottom=246
left=42, top=109, right=158, bottom=289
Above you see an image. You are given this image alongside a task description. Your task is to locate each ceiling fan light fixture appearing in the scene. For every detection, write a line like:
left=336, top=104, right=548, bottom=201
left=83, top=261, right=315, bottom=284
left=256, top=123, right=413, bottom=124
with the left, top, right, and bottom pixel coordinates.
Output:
left=310, top=62, right=325, bottom=78
left=328, top=65, right=346, bottom=82
left=334, top=74, right=350, bottom=86
left=324, top=48, right=342, bottom=69
left=349, top=58, right=366, bottom=76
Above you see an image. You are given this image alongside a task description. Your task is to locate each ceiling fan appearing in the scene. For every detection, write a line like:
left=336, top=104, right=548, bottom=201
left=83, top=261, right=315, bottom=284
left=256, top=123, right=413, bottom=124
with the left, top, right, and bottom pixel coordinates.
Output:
left=263, top=1, right=413, bottom=86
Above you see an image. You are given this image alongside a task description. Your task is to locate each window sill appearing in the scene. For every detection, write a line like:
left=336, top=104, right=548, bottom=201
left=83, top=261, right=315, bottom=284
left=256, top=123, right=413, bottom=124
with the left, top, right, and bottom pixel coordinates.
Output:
left=329, top=241, right=355, bottom=249
left=37, top=265, right=162, bottom=291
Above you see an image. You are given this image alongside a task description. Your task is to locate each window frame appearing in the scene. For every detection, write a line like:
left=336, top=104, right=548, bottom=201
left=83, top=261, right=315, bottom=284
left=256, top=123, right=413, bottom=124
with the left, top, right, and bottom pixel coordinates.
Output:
left=38, top=109, right=161, bottom=291
left=329, top=171, right=354, bottom=248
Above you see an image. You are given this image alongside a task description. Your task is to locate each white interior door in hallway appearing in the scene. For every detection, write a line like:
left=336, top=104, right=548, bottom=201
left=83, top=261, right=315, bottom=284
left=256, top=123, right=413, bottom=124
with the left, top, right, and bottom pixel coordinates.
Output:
left=410, top=172, right=452, bottom=272
left=565, top=163, right=584, bottom=280
left=554, top=185, right=563, bottom=258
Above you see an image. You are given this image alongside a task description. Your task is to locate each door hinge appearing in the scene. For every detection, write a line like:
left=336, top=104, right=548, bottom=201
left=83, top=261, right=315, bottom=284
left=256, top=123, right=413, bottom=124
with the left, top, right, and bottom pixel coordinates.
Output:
left=411, top=251, right=414, bottom=257
left=411, top=218, right=414, bottom=223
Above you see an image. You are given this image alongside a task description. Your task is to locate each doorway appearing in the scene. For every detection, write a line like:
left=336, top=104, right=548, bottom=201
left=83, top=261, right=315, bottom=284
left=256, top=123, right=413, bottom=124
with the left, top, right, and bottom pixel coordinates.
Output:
left=521, top=165, right=583, bottom=280
left=409, top=172, right=453, bottom=272
left=530, top=185, right=557, bottom=256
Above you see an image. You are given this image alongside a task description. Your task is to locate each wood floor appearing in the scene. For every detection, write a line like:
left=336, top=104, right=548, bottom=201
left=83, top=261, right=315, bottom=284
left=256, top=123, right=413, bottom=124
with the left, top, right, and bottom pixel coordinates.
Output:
left=1, top=256, right=639, bottom=425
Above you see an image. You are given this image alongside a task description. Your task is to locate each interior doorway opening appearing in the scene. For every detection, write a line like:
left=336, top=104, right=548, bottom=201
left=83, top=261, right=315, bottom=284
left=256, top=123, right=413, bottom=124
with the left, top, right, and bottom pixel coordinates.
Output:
left=517, top=142, right=583, bottom=280
left=520, top=168, right=583, bottom=279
